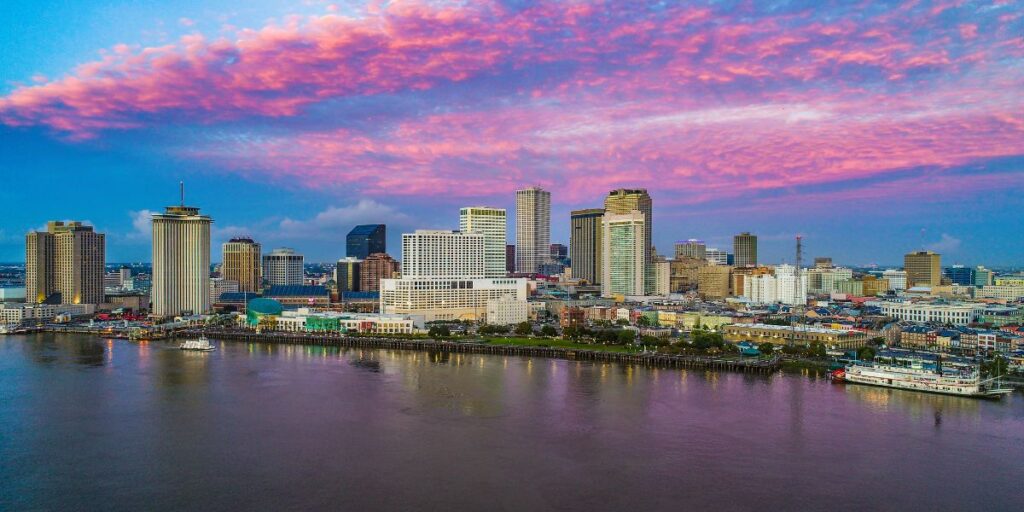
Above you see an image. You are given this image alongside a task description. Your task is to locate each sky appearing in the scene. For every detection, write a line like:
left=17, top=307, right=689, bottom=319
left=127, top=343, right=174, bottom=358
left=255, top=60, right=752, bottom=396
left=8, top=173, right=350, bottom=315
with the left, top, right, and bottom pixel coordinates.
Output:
left=1, top=0, right=1022, bottom=266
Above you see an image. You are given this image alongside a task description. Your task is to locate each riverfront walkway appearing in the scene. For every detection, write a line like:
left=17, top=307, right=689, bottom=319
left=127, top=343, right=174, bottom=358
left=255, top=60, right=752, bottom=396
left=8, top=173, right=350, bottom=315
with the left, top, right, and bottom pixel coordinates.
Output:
left=192, top=329, right=783, bottom=374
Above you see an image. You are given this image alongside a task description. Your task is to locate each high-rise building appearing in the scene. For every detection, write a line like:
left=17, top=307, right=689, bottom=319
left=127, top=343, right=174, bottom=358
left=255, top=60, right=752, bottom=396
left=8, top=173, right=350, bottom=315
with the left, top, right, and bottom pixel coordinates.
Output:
left=515, top=187, right=551, bottom=273
left=459, top=206, right=507, bottom=278
left=221, top=237, right=261, bottom=292
left=346, top=224, right=386, bottom=260
left=733, top=232, right=758, bottom=267
left=209, top=277, right=239, bottom=305
left=505, top=245, right=516, bottom=273
left=152, top=200, right=212, bottom=317
left=697, top=264, right=732, bottom=299
left=882, top=269, right=907, bottom=291
left=570, top=208, right=604, bottom=285
left=601, top=212, right=646, bottom=297
left=550, top=243, right=568, bottom=263
left=360, top=253, right=399, bottom=292
left=974, top=266, right=994, bottom=287
left=604, top=189, right=653, bottom=264
left=814, top=257, right=833, bottom=268
left=742, top=264, right=806, bottom=305
left=705, top=248, right=729, bottom=266
left=25, top=221, right=105, bottom=305
left=904, top=251, right=941, bottom=288
left=335, top=257, right=362, bottom=293
left=944, top=265, right=975, bottom=286
left=263, top=248, right=304, bottom=286
left=675, top=239, right=706, bottom=260
left=402, top=230, right=485, bottom=279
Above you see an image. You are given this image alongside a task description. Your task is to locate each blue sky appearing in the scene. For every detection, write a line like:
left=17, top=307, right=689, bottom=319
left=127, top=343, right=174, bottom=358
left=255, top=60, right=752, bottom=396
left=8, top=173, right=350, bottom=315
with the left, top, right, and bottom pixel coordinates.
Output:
left=1, top=1, right=1022, bottom=266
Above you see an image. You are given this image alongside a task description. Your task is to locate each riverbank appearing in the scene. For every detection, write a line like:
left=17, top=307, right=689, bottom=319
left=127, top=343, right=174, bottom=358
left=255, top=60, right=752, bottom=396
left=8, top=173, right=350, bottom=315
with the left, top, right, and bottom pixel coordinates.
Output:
left=190, top=329, right=783, bottom=374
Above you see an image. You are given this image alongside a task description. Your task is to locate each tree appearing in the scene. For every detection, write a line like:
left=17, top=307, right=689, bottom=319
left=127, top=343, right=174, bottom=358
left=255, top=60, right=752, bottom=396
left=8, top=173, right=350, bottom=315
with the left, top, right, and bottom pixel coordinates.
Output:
left=637, top=316, right=652, bottom=327
left=986, top=356, right=1009, bottom=377
left=808, top=342, right=827, bottom=358
left=857, top=346, right=876, bottom=361
left=540, top=325, right=558, bottom=337
left=758, top=342, right=775, bottom=355
left=428, top=325, right=451, bottom=338
left=616, top=329, right=636, bottom=345
left=514, top=321, right=533, bottom=336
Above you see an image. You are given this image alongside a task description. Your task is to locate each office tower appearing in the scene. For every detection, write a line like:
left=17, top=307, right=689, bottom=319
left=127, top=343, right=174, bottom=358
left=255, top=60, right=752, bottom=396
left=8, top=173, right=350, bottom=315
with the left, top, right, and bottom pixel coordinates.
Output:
left=346, top=224, right=386, bottom=260
left=505, top=245, right=516, bottom=273
left=515, top=186, right=551, bottom=274
left=675, top=239, right=706, bottom=260
left=25, top=221, right=105, bottom=305
left=944, top=265, right=975, bottom=286
left=209, top=277, right=239, bottom=305
left=459, top=206, right=508, bottom=278
left=360, top=253, right=398, bottom=292
left=263, top=247, right=304, bottom=286
left=401, top=230, right=485, bottom=278
left=733, top=232, right=758, bottom=267
left=705, top=248, right=729, bottom=266
left=814, top=257, right=833, bottom=268
left=550, top=243, right=568, bottom=263
left=882, top=269, right=907, bottom=291
left=904, top=251, right=941, bottom=287
left=601, top=212, right=646, bottom=297
left=152, top=196, right=212, bottom=317
left=221, top=237, right=262, bottom=292
left=335, top=257, right=362, bottom=293
left=974, top=266, right=994, bottom=287
left=604, top=189, right=653, bottom=263
left=570, top=208, right=604, bottom=285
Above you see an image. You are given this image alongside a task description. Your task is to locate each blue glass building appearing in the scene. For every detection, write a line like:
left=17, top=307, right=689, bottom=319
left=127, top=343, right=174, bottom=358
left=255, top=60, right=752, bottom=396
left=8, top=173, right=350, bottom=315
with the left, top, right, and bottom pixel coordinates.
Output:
left=346, top=224, right=386, bottom=259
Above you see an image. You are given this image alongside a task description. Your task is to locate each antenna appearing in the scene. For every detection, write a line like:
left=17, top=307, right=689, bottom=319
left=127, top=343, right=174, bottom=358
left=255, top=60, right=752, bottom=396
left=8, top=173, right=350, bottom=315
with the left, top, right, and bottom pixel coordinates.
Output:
left=791, top=235, right=803, bottom=347
left=180, top=181, right=185, bottom=207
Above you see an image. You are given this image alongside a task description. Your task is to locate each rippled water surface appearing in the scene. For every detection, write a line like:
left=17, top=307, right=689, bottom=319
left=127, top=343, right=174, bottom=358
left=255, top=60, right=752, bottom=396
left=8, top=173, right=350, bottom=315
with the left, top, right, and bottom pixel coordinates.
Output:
left=2, top=334, right=1022, bottom=511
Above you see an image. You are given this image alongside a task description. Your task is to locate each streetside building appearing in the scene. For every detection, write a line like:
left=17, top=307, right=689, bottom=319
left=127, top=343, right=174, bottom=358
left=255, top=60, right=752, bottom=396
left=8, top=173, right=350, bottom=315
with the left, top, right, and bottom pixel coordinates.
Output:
left=460, top=206, right=508, bottom=278
left=879, top=301, right=983, bottom=326
left=723, top=323, right=869, bottom=349
left=486, top=295, right=530, bottom=325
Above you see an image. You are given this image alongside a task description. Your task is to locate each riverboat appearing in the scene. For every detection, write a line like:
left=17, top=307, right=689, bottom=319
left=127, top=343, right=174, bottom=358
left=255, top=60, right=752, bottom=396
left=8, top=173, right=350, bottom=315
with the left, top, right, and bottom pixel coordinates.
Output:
left=831, top=349, right=1011, bottom=398
left=179, top=336, right=216, bottom=352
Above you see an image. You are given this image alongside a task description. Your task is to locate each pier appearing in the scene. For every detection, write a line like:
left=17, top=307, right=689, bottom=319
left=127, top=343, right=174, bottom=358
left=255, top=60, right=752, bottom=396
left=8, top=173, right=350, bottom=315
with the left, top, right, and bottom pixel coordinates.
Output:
left=193, top=329, right=783, bottom=374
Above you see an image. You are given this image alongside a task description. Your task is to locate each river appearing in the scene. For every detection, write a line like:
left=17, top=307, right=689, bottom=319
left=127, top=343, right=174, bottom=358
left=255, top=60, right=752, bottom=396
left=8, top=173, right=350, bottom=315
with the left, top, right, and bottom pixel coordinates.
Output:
left=1, top=333, right=1021, bottom=511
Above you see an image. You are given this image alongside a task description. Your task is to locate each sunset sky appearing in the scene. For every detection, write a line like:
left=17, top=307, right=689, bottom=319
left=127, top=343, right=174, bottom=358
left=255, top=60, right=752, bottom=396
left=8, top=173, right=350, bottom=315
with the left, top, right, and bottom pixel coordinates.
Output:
left=1, top=0, right=1022, bottom=265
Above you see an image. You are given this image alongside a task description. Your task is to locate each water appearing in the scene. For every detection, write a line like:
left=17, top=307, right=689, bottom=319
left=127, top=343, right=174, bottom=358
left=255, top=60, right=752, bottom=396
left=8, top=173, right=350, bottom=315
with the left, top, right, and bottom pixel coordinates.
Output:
left=2, top=334, right=1022, bottom=511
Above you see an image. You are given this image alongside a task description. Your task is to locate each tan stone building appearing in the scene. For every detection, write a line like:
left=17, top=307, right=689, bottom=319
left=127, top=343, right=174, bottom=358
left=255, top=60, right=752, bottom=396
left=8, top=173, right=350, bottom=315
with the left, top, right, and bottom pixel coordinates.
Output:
left=697, top=265, right=732, bottom=299
left=904, top=251, right=941, bottom=287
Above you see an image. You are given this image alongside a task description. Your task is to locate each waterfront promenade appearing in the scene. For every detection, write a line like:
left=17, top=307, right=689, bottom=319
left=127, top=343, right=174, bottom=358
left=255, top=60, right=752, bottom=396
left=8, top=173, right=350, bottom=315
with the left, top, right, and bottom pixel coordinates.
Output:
left=192, top=329, right=784, bottom=374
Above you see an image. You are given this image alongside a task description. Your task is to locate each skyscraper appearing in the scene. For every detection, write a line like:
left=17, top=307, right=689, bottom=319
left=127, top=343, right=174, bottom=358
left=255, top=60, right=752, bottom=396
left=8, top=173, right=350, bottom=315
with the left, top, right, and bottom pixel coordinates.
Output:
left=505, top=245, right=516, bottom=273
left=25, top=221, right=105, bottom=305
left=359, top=253, right=399, bottom=292
left=459, top=206, right=507, bottom=278
left=152, top=196, right=212, bottom=317
left=570, top=208, right=604, bottom=284
left=263, top=248, right=304, bottom=286
left=346, top=224, right=386, bottom=259
left=221, top=237, right=261, bottom=292
left=675, top=239, right=706, bottom=260
left=904, top=251, right=941, bottom=287
left=601, top=212, right=646, bottom=297
left=402, top=230, right=485, bottom=279
left=515, top=186, right=551, bottom=274
left=733, top=232, right=758, bottom=267
left=335, top=257, right=362, bottom=293
left=603, top=189, right=653, bottom=264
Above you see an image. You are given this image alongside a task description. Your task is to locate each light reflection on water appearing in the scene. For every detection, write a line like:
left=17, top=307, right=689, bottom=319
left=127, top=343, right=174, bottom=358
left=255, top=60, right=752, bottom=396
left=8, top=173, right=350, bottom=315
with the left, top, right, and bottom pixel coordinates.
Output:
left=0, top=333, right=1021, bottom=511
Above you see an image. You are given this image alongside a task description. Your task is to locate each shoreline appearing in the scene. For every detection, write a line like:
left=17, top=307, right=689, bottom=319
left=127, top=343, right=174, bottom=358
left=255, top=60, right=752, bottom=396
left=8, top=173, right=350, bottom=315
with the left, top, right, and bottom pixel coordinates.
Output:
left=184, top=329, right=785, bottom=374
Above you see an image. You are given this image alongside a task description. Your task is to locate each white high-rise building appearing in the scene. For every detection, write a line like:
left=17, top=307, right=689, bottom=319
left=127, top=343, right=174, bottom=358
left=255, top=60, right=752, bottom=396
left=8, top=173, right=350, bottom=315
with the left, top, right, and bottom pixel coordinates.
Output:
left=515, top=187, right=550, bottom=274
left=883, top=269, right=907, bottom=291
left=459, top=206, right=507, bottom=278
left=743, top=264, right=807, bottom=305
left=263, top=247, right=304, bottom=286
left=152, top=202, right=212, bottom=317
left=601, top=212, right=646, bottom=297
left=401, top=230, right=485, bottom=279
left=807, top=266, right=854, bottom=295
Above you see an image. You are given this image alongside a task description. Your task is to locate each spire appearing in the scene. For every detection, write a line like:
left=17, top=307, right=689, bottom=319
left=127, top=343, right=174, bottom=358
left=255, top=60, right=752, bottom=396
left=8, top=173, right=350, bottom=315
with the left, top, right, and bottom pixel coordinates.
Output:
left=180, top=181, right=185, bottom=207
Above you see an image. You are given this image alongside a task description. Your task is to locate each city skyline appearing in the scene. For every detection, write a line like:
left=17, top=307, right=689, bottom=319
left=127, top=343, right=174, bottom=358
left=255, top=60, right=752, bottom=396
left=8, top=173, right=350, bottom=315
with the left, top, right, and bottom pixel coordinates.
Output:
left=1, top=1, right=1022, bottom=265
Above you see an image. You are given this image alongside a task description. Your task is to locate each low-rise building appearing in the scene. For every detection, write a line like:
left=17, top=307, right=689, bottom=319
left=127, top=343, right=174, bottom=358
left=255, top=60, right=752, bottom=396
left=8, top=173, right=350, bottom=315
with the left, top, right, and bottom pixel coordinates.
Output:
left=264, top=285, right=331, bottom=307
left=380, top=278, right=527, bottom=322
left=486, top=295, right=529, bottom=325
left=1, top=303, right=96, bottom=324
left=723, top=322, right=869, bottom=348
left=879, top=301, right=982, bottom=326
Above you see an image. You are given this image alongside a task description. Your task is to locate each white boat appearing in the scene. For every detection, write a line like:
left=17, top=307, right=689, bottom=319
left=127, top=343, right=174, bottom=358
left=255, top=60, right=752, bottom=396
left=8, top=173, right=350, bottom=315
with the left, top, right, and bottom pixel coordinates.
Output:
left=179, top=336, right=216, bottom=351
left=835, top=349, right=1011, bottom=398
